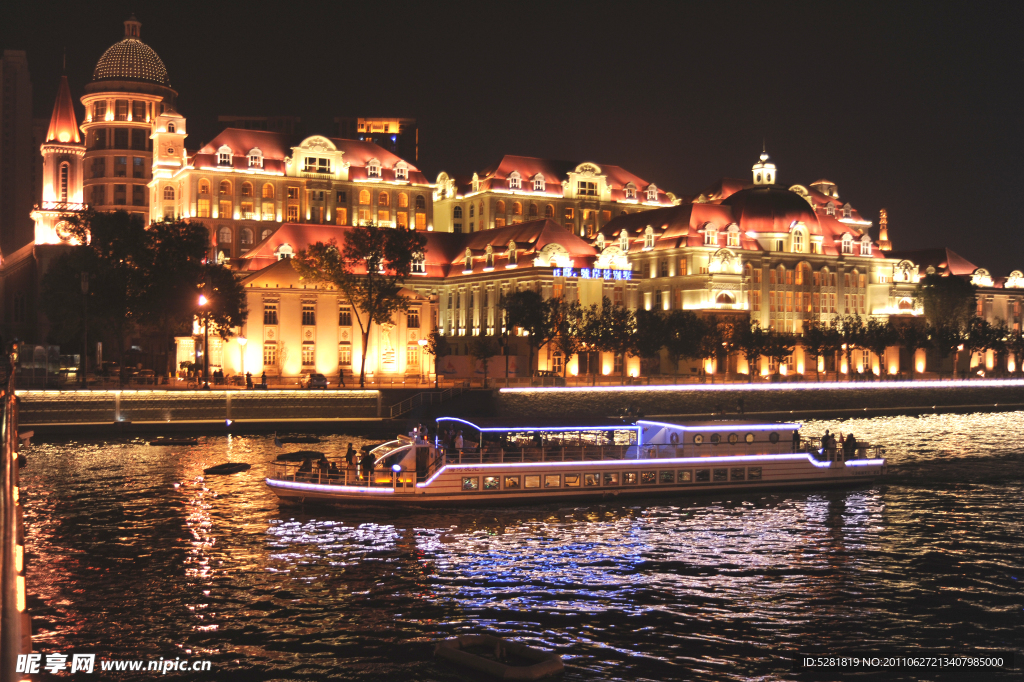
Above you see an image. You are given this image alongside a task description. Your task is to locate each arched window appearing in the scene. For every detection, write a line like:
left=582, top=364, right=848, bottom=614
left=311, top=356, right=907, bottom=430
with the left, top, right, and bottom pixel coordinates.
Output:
left=240, top=227, right=253, bottom=246
left=464, top=248, right=473, bottom=272
left=508, top=171, right=521, bottom=190
left=217, top=226, right=232, bottom=244
left=398, top=192, right=408, bottom=208
left=826, top=201, right=836, bottom=216
left=496, top=200, right=506, bottom=214
left=860, top=235, right=872, bottom=256
left=411, top=251, right=425, bottom=274
left=241, top=182, right=253, bottom=197
left=219, top=180, right=231, bottom=195
left=703, top=226, right=717, bottom=246
left=532, top=174, right=544, bottom=191
left=367, top=159, right=381, bottom=178
left=275, top=243, right=293, bottom=260
left=644, top=226, right=655, bottom=250
left=415, top=195, right=425, bottom=210
left=248, top=148, right=263, bottom=168
left=792, top=230, right=804, bottom=252
left=379, top=192, right=390, bottom=207
left=59, top=162, right=70, bottom=203
left=359, top=190, right=370, bottom=205
left=841, top=233, right=853, bottom=254
left=544, top=204, right=554, bottom=218
left=645, top=184, right=658, bottom=202
left=743, top=263, right=752, bottom=279
left=163, top=185, right=175, bottom=201
left=727, top=225, right=740, bottom=247
left=167, top=122, right=176, bottom=133
left=470, top=204, right=475, bottom=218
left=507, top=241, right=517, bottom=265
left=624, top=183, right=637, bottom=200
left=454, top=206, right=463, bottom=219
left=898, top=297, right=914, bottom=310
left=261, top=228, right=273, bottom=241
left=513, top=201, right=522, bottom=215
left=262, top=184, right=274, bottom=199
left=199, top=179, right=210, bottom=194
left=716, top=292, right=735, bottom=305
left=842, top=203, right=852, bottom=218
left=620, top=231, right=630, bottom=251
left=217, top=145, right=232, bottom=166
left=394, top=163, right=408, bottom=181
left=529, top=203, right=538, bottom=217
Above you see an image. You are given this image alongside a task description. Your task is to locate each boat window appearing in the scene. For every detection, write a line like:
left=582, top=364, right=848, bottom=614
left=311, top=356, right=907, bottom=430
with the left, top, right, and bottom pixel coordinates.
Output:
left=504, top=475, right=521, bottom=489
left=483, top=476, right=499, bottom=490
left=713, top=468, right=728, bottom=482
left=659, top=470, right=675, bottom=484
left=678, top=469, right=693, bottom=483
left=769, top=432, right=780, bottom=444
left=641, top=471, right=656, bottom=484
left=462, top=477, right=479, bottom=491
left=623, top=472, right=638, bottom=485
left=544, top=474, right=561, bottom=488
left=525, top=475, right=541, bottom=489
left=564, top=474, right=581, bottom=487
left=603, top=472, right=619, bottom=485
left=584, top=473, right=600, bottom=486
left=693, top=434, right=704, bottom=445
left=695, top=469, right=710, bottom=482
left=731, top=467, right=745, bottom=481
left=747, top=467, right=762, bottom=481
left=728, top=433, right=739, bottom=445
left=710, top=434, right=721, bottom=445
left=745, top=433, right=755, bottom=444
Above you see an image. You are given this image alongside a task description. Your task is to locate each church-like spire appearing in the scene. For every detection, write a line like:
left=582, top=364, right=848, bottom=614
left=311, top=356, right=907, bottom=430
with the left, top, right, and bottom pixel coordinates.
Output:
left=45, top=74, right=81, bottom=144
left=878, top=208, right=892, bottom=251
left=124, top=14, right=141, bottom=38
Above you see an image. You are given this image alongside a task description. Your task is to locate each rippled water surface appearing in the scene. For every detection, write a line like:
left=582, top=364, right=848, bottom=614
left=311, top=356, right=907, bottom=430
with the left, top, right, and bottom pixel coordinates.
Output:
left=21, top=412, right=1024, bottom=680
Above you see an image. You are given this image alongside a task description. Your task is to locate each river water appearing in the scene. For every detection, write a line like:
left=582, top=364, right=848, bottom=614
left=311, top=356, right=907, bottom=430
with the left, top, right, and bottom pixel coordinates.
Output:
left=19, top=412, right=1024, bottom=681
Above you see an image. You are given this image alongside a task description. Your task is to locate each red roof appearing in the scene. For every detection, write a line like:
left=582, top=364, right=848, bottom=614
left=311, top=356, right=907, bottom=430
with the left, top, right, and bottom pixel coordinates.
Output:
left=45, top=75, right=81, bottom=144
left=886, top=248, right=979, bottom=277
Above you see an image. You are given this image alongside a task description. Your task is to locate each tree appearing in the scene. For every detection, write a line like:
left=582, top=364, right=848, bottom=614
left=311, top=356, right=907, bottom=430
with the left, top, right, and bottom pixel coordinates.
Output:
left=293, top=224, right=426, bottom=387
left=964, top=317, right=1001, bottom=376
left=197, top=264, right=248, bottom=339
left=552, top=299, right=587, bottom=378
left=664, top=309, right=704, bottom=377
left=591, top=298, right=636, bottom=383
left=918, top=274, right=976, bottom=377
left=695, top=315, right=725, bottom=381
left=801, top=320, right=836, bottom=382
left=425, top=327, right=450, bottom=388
left=862, top=318, right=898, bottom=380
left=469, top=334, right=499, bottom=387
left=732, top=318, right=767, bottom=382
left=834, top=314, right=865, bottom=381
left=894, top=320, right=931, bottom=380
left=633, top=308, right=667, bottom=379
left=502, top=289, right=558, bottom=376
left=1005, top=327, right=1024, bottom=377
left=762, top=329, right=796, bottom=376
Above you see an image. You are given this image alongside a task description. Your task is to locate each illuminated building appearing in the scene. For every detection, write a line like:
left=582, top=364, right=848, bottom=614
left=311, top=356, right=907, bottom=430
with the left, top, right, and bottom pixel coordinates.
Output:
left=335, top=117, right=417, bottom=162
left=30, top=74, right=86, bottom=244
left=433, top=157, right=679, bottom=237
left=80, top=15, right=175, bottom=220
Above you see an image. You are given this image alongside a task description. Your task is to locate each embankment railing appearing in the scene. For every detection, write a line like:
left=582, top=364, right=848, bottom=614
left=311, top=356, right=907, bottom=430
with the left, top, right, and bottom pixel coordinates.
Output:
left=1, top=358, right=29, bottom=681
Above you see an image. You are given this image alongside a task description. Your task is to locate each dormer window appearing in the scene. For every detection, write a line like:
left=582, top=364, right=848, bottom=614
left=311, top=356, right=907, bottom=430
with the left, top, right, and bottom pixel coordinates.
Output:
left=645, top=185, right=658, bottom=202
left=248, top=148, right=263, bottom=168
left=596, top=234, right=605, bottom=250
left=842, top=203, right=852, bottom=219
left=792, top=230, right=804, bottom=252
left=644, top=226, right=655, bottom=250
left=217, top=146, right=232, bottom=166
left=275, top=243, right=294, bottom=261
left=624, top=183, right=637, bottom=200
left=704, top=226, right=717, bottom=246
left=464, top=248, right=473, bottom=272
left=532, top=174, right=545, bottom=192
left=826, top=201, right=836, bottom=216
left=395, top=162, right=408, bottom=181
left=860, top=235, right=872, bottom=256
left=508, top=171, right=521, bottom=190
left=507, top=241, right=517, bottom=265
left=411, top=251, right=425, bottom=274
left=727, top=225, right=740, bottom=247
left=620, top=231, right=629, bottom=251
left=471, top=174, right=480, bottom=193
left=367, top=159, right=381, bottom=178
left=485, top=245, right=494, bottom=269
left=577, top=181, right=597, bottom=197
left=841, top=233, right=853, bottom=254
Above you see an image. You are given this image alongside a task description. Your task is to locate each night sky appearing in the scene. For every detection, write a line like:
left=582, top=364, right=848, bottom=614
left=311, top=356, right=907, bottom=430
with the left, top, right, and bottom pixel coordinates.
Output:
left=3, top=2, right=1021, bottom=274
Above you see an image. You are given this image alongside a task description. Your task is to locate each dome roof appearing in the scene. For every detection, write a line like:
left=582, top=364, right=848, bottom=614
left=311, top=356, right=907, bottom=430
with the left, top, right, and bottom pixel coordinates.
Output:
left=92, top=17, right=170, bottom=87
left=722, top=185, right=821, bottom=234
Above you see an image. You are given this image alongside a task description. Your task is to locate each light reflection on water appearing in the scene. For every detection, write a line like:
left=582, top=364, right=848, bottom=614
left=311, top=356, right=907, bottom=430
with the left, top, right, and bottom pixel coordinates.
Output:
left=19, top=414, right=1024, bottom=681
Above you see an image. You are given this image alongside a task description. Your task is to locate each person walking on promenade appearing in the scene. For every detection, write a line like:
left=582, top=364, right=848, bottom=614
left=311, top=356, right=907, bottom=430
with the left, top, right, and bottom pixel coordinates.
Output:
left=245, top=372, right=252, bottom=389
left=345, top=443, right=356, bottom=469
left=261, top=371, right=267, bottom=388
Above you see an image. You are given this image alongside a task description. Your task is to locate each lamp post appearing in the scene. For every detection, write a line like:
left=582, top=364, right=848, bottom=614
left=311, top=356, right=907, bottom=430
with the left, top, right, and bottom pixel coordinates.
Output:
left=238, top=336, right=247, bottom=379
left=418, top=337, right=428, bottom=385
left=199, top=294, right=210, bottom=389
left=80, top=272, right=89, bottom=389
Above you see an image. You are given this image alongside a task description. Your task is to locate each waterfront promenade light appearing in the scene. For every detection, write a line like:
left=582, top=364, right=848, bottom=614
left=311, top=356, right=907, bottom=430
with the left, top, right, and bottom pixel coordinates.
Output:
left=199, top=294, right=210, bottom=389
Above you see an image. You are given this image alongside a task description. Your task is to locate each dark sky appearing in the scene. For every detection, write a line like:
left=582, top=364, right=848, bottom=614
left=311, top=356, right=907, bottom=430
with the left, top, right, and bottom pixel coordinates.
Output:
left=3, top=2, right=1021, bottom=274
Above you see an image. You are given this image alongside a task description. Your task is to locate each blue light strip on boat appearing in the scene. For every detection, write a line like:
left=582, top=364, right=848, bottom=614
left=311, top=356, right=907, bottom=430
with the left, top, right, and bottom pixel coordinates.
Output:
left=266, top=478, right=396, bottom=494
left=437, top=416, right=640, bottom=434
left=500, top=378, right=1024, bottom=394
left=637, top=420, right=802, bottom=431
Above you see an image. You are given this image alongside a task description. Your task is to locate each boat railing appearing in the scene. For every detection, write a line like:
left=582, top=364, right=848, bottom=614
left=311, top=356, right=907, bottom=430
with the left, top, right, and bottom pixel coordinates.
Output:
left=270, top=461, right=416, bottom=490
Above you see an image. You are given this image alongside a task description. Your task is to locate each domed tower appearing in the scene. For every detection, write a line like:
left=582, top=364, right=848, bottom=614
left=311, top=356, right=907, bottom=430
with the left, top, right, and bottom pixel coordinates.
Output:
left=752, top=149, right=776, bottom=185
left=877, top=208, right=892, bottom=251
left=80, top=15, right=175, bottom=221
left=31, top=73, right=86, bottom=243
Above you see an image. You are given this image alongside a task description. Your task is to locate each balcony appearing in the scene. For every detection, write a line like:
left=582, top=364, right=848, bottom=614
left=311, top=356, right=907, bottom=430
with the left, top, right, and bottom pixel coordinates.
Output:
left=300, top=170, right=333, bottom=180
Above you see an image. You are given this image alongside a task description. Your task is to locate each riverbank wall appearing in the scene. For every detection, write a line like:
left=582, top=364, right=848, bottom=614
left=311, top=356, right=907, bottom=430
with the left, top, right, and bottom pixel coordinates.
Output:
left=1, top=369, right=31, bottom=680
left=496, top=379, right=1024, bottom=423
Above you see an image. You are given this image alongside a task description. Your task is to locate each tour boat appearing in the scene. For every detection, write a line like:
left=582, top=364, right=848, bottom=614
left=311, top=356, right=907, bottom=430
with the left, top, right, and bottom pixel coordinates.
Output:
left=264, top=417, right=887, bottom=507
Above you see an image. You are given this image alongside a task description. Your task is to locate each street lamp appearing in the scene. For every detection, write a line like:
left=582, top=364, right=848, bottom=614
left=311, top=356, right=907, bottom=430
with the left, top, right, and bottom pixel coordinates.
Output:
left=199, top=294, right=210, bottom=389
left=418, top=337, right=428, bottom=385
left=238, top=336, right=247, bottom=380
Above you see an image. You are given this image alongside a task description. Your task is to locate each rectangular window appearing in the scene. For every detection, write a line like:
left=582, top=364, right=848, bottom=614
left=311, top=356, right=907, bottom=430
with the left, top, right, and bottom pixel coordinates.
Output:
left=524, top=475, right=541, bottom=489
left=623, top=472, right=638, bottom=485
left=564, top=207, right=574, bottom=219
left=262, top=202, right=275, bottom=220
left=786, top=270, right=793, bottom=285
left=503, top=476, right=520, bottom=489
left=713, top=468, right=728, bottom=482
left=844, top=273, right=851, bottom=288
left=753, top=268, right=761, bottom=284
left=302, top=304, right=316, bottom=326
left=132, top=156, right=144, bottom=178
left=131, top=100, right=146, bottom=121
left=747, top=467, right=762, bottom=481
left=564, top=474, right=581, bottom=487
left=812, top=292, right=820, bottom=314
left=115, top=100, right=129, bottom=120
left=301, top=343, right=315, bottom=366
left=91, top=157, right=106, bottom=178
left=769, top=292, right=776, bottom=313
left=113, top=128, right=129, bottom=149
left=859, top=274, right=867, bottom=288
left=114, top=156, right=127, bottom=177
left=544, top=474, right=561, bottom=488
left=829, top=293, right=837, bottom=313
left=577, top=181, right=597, bottom=196
left=338, top=342, right=352, bottom=367
left=695, top=469, right=710, bottom=482
left=483, top=476, right=499, bottom=490
left=640, top=471, right=657, bottom=484
left=462, top=477, right=479, bottom=491
left=241, top=201, right=255, bottom=219
left=93, top=100, right=107, bottom=120
left=844, top=294, right=850, bottom=313
left=860, top=294, right=866, bottom=313
left=197, top=198, right=210, bottom=218
left=407, top=309, right=420, bottom=328
left=90, top=129, right=107, bottom=150
left=678, top=469, right=692, bottom=483
left=613, top=353, right=624, bottom=374
left=131, top=128, right=147, bottom=150
left=786, top=291, right=793, bottom=312
left=285, top=187, right=299, bottom=200
left=584, top=473, right=600, bottom=486
left=219, top=200, right=232, bottom=218
left=286, top=205, right=299, bottom=222
left=603, top=472, right=619, bottom=486
left=752, top=291, right=761, bottom=312
left=132, top=185, right=145, bottom=206
left=769, top=269, right=776, bottom=285
left=659, top=470, right=675, bottom=484
left=406, top=344, right=419, bottom=367
left=263, top=342, right=277, bottom=366
left=263, top=302, right=278, bottom=325
left=338, top=306, right=352, bottom=327
left=397, top=212, right=408, bottom=228
left=731, top=467, right=746, bottom=481
left=113, top=184, right=127, bottom=205
left=91, top=185, right=105, bottom=205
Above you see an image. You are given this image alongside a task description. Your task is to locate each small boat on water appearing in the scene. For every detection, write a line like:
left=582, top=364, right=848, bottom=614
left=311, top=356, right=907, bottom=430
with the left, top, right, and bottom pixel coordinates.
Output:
left=435, top=634, right=563, bottom=680
left=150, top=438, right=199, bottom=446
left=204, top=462, right=251, bottom=475
left=265, top=417, right=886, bottom=507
